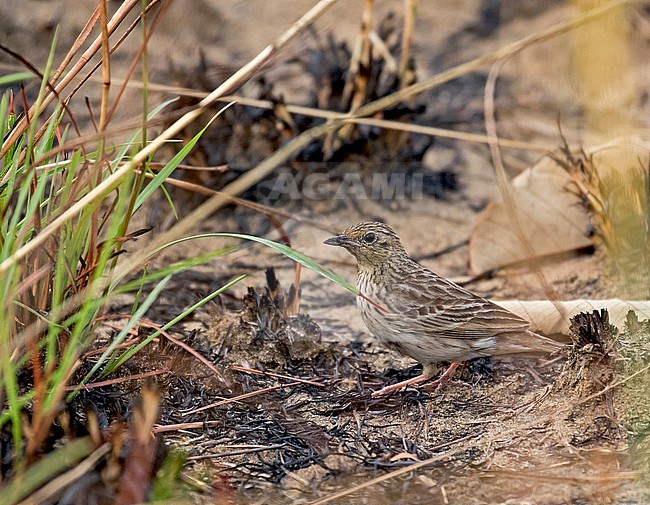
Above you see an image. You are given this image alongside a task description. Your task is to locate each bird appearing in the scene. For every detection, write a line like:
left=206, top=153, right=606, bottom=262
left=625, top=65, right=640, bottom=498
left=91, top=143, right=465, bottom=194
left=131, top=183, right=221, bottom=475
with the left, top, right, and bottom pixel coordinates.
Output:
left=324, top=221, right=563, bottom=396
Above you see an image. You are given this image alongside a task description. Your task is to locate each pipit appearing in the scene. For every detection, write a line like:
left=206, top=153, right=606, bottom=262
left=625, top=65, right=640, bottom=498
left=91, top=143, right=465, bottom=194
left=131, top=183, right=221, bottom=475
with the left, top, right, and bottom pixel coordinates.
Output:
left=324, top=221, right=562, bottom=396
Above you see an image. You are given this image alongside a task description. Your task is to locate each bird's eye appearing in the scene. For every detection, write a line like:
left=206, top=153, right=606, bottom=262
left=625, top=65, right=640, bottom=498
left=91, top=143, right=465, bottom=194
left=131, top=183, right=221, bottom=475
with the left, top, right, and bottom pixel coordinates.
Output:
left=362, top=231, right=377, bottom=244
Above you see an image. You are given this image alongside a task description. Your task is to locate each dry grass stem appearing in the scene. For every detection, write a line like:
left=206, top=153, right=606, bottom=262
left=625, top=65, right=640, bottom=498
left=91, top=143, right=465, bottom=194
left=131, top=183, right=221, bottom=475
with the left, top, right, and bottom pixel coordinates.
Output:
left=1, top=0, right=340, bottom=284
left=17, top=443, right=111, bottom=505
left=0, top=0, right=141, bottom=157
left=307, top=444, right=469, bottom=505
left=105, top=79, right=556, bottom=151
left=98, top=0, right=111, bottom=132
left=356, top=0, right=628, bottom=119
left=483, top=57, right=569, bottom=328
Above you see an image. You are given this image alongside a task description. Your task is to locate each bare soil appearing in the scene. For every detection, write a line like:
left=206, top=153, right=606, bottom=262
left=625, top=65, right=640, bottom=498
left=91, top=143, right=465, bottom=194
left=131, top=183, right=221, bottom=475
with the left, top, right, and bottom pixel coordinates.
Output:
left=3, top=0, right=649, bottom=503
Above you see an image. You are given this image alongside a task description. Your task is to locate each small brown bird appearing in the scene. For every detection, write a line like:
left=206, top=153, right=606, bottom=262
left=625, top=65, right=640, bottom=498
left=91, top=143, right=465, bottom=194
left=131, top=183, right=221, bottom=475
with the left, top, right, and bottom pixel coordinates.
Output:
left=324, top=221, right=562, bottom=396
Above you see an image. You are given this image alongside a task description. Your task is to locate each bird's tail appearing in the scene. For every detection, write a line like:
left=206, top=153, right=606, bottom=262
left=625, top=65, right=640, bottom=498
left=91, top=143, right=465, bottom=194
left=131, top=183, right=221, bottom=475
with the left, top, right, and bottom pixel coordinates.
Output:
left=496, top=330, right=565, bottom=356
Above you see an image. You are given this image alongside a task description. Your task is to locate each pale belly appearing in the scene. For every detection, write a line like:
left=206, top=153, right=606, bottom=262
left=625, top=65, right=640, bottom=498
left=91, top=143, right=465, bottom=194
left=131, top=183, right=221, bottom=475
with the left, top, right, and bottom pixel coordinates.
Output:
left=356, top=277, right=496, bottom=364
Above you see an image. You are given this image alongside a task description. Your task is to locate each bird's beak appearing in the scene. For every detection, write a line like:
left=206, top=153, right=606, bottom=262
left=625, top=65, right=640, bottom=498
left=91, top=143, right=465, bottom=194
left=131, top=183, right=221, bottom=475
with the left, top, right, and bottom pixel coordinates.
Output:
left=324, top=234, right=354, bottom=247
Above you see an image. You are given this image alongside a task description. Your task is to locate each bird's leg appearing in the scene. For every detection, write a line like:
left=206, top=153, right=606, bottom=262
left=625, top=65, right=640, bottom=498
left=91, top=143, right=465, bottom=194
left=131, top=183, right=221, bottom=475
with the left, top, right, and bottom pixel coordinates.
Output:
left=371, top=364, right=438, bottom=397
left=425, top=361, right=463, bottom=391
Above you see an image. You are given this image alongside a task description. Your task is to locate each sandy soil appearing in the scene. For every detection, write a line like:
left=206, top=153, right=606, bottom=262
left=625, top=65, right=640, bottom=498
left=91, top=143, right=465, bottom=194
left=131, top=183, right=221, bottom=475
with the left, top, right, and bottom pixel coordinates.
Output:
left=3, top=0, right=649, bottom=503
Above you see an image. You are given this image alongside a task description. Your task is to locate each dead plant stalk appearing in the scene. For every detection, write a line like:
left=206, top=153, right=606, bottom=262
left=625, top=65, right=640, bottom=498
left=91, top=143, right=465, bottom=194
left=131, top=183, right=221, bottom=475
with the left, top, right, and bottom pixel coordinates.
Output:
left=8, top=0, right=627, bottom=355
left=0, top=0, right=141, bottom=161
left=0, top=0, right=341, bottom=279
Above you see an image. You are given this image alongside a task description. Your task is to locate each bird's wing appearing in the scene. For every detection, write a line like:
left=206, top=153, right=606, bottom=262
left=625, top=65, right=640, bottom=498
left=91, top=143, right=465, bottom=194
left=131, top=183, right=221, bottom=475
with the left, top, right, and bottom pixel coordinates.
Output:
left=386, top=267, right=530, bottom=339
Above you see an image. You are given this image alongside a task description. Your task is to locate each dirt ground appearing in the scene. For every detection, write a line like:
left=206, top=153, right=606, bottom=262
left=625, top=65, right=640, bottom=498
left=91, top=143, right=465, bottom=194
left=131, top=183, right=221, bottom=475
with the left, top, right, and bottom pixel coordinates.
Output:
left=3, top=0, right=650, bottom=503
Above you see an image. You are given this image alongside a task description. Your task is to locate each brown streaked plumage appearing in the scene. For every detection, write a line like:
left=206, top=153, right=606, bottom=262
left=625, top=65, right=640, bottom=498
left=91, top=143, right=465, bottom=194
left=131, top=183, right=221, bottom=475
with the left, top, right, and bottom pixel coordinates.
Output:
left=324, top=221, right=562, bottom=396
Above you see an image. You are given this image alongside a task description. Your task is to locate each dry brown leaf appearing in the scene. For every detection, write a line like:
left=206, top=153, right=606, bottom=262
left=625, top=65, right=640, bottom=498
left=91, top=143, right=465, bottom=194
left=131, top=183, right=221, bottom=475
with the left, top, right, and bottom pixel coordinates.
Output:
left=469, top=138, right=650, bottom=275
left=469, top=155, right=592, bottom=275
left=496, top=299, right=650, bottom=336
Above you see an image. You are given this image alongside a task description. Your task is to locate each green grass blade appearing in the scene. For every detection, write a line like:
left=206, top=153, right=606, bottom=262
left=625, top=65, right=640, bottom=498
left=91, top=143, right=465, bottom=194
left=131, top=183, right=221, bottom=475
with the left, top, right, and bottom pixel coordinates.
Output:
left=106, top=274, right=246, bottom=374
left=0, top=72, right=37, bottom=86
left=0, top=91, right=9, bottom=141
left=0, top=437, right=96, bottom=505
left=107, top=97, right=180, bottom=170
left=79, top=275, right=172, bottom=386
left=150, top=450, right=186, bottom=500
left=117, top=246, right=237, bottom=294
left=155, top=233, right=359, bottom=295
left=133, top=102, right=234, bottom=213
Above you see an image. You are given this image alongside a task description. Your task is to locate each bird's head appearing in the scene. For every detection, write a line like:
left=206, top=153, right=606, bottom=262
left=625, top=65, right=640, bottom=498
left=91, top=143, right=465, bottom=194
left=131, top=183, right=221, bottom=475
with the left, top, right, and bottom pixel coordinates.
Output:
left=324, top=221, right=406, bottom=269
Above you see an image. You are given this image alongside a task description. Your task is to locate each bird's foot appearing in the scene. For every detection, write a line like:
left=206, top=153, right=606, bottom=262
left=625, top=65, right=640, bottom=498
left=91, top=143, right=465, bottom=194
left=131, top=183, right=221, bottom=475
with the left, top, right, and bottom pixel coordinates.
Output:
left=425, top=377, right=470, bottom=392
left=371, top=373, right=431, bottom=397
left=371, top=362, right=467, bottom=397
left=423, top=362, right=467, bottom=392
